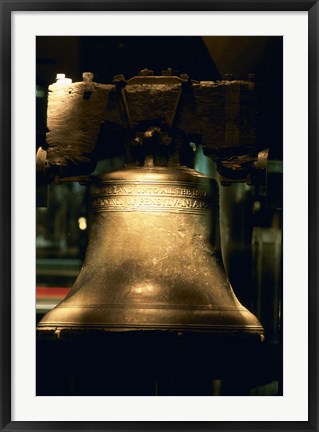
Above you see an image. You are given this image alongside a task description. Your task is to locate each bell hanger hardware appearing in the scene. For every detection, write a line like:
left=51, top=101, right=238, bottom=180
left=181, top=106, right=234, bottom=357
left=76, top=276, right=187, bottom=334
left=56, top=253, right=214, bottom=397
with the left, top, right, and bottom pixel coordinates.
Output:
left=36, top=70, right=266, bottom=341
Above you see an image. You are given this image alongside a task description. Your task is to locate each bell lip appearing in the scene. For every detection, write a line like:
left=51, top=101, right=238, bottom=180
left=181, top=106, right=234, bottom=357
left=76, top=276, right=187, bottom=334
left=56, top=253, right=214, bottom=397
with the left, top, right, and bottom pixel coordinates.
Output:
left=37, top=323, right=264, bottom=331
left=37, top=302, right=264, bottom=337
left=37, top=323, right=264, bottom=337
left=37, top=311, right=264, bottom=335
left=37, top=325, right=265, bottom=347
left=37, top=325, right=265, bottom=346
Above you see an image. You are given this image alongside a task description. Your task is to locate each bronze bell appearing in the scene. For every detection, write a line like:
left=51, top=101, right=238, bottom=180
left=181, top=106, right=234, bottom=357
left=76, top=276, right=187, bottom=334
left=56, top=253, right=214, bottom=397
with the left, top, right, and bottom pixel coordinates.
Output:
left=37, top=163, right=264, bottom=337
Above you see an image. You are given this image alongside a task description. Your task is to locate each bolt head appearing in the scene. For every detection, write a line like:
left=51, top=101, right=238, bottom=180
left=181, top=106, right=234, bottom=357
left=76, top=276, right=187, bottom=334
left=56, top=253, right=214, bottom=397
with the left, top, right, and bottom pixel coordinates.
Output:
left=82, top=72, right=94, bottom=82
left=113, top=74, right=126, bottom=83
left=138, top=68, right=154, bottom=76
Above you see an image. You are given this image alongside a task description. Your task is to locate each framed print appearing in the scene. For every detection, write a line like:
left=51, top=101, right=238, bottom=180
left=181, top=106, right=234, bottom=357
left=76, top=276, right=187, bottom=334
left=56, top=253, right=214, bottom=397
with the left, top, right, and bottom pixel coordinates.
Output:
left=1, top=1, right=318, bottom=430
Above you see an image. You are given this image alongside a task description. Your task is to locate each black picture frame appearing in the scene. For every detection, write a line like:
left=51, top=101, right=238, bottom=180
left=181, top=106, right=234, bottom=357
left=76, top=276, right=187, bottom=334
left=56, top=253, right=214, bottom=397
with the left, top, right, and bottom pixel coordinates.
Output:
left=1, top=1, right=318, bottom=430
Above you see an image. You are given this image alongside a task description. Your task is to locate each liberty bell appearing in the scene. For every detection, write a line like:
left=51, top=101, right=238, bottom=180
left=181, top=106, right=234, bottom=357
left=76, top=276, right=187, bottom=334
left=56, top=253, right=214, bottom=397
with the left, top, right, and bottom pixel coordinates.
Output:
left=37, top=72, right=264, bottom=339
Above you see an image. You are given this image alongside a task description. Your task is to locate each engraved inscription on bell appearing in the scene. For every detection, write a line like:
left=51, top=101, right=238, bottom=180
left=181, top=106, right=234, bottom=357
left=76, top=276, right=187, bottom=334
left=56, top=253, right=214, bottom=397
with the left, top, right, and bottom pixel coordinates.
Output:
left=91, top=181, right=212, bottom=213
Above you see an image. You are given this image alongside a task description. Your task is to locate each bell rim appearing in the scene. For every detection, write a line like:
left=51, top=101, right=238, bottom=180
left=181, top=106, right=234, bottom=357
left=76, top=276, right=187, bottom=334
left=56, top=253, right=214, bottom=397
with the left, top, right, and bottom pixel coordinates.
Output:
left=37, top=323, right=264, bottom=334
left=37, top=304, right=264, bottom=335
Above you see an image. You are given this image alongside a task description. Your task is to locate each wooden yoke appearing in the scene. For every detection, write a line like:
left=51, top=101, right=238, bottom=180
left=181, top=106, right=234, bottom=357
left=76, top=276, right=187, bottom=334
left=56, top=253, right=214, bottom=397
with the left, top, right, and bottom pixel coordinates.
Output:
left=38, top=71, right=264, bottom=185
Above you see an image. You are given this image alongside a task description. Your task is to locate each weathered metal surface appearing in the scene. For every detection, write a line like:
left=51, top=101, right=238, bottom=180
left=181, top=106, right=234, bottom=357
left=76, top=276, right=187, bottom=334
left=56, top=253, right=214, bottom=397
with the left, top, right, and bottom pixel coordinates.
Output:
left=37, top=165, right=264, bottom=337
